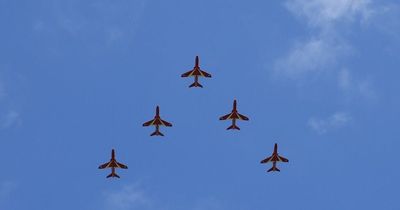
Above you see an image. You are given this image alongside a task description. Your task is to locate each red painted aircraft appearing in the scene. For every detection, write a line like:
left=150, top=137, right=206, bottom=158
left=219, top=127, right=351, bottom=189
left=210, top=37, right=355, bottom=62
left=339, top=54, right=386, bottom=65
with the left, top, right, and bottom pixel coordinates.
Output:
left=181, top=56, right=211, bottom=88
left=219, top=100, right=249, bottom=130
left=142, top=106, right=172, bottom=136
left=260, top=143, right=289, bottom=172
left=98, top=149, right=128, bottom=178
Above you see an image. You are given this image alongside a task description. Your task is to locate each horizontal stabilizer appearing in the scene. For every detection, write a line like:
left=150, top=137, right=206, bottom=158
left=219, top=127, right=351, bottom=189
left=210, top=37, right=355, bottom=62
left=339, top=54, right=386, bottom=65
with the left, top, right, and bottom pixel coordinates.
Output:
left=151, top=130, right=164, bottom=136
left=267, top=166, right=280, bottom=172
left=189, top=81, right=203, bottom=88
left=106, top=173, right=120, bottom=178
left=227, top=124, right=240, bottom=130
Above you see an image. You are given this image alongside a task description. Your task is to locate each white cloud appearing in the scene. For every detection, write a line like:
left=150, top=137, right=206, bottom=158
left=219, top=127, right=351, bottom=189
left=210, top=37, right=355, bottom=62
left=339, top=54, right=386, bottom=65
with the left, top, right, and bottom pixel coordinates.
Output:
left=275, top=0, right=373, bottom=79
left=274, top=37, right=350, bottom=79
left=103, top=185, right=152, bottom=210
left=308, top=112, right=352, bottom=134
left=273, top=0, right=383, bottom=107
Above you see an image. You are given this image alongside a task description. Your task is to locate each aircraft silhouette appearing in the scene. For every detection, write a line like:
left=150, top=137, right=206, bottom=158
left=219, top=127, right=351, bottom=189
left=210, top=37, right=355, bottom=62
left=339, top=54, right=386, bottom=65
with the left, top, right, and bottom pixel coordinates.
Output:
left=260, top=143, right=289, bottom=172
left=219, top=100, right=249, bottom=130
left=98, top=149, right=128, bottom=178
left=181, top=56, right=212, bottom=88
left=143, top=106, right=172, bottom=136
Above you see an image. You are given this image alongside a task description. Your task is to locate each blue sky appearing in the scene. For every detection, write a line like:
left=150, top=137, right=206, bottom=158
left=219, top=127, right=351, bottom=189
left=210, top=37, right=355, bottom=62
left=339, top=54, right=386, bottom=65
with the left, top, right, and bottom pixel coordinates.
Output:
left=1, top=0, right=400, bottom=209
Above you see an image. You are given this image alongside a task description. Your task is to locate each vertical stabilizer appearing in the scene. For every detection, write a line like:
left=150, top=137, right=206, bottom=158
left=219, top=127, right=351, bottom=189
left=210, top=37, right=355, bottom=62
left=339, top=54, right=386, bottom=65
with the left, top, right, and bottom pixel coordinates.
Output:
left=195, top=56, right=199, bottom=67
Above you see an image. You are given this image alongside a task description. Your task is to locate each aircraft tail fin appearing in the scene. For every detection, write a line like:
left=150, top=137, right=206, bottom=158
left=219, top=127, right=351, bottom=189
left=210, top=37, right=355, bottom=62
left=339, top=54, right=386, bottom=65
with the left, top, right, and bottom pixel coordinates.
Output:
left=267, top=166, right=280, bottom=172
left=106, top=172, right=120, bottom=178
left=151, top=130, right=164, bottom=136
left=227, top=124, right=240, bottom=130
left=189, top=81, right=203, bottom=88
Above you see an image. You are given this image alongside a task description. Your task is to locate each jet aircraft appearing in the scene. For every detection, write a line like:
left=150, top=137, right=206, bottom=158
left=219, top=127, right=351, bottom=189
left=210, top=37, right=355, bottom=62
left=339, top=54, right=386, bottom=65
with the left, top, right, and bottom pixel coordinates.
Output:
left=142, top=106, right=172, bottom=136
left=181, top=56, right=211, bottom=88
left=260, top=143, right=289, bottom=172
left=219, top=100, right=249, bottom=130
left=98, top=149, right=128, bottom=178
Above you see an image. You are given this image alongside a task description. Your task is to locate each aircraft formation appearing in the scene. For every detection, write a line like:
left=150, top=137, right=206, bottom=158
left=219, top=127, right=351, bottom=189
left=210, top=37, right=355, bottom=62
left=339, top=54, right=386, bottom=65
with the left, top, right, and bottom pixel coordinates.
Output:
left=99, top=56, right=288, bottom=178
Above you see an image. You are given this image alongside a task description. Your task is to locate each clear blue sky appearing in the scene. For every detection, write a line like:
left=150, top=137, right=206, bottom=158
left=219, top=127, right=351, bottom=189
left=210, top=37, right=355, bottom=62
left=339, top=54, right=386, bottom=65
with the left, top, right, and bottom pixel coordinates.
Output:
left=0, top=0, right=399, bottom=209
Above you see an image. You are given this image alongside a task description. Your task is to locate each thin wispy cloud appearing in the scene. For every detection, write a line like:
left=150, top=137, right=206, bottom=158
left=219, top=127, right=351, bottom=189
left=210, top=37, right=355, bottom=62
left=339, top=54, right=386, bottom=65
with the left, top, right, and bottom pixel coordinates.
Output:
left=0, top=81, right=6, bottom=100
left=102, top=184, right=225, bottom=210
left=274, top=37, right=350, bottom=79
left=103, top=184, right=153, bottom=210
left=338, top=69, right=376, bottom=99
left=368, top=3, right=400, bottom=46
left=285, top=0, right=372, bottom=28
left=92, top=0, right=147, bottom=44
left=33, top=1, right=147, bottom=45
left=192, top=197, right=224, bottom=210
left=0, top=73, right=22, bottom=130
left=308, top=112, right=352, bottom=134
left=0, top=181, right=17, bottom=202
left=1, top=110, right=21, bottom=129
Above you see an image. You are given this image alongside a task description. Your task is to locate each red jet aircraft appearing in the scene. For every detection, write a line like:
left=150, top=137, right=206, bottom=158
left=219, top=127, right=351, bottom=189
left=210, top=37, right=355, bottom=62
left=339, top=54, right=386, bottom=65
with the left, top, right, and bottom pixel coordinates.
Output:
left=260, top=143, right=289, bottom=172
left=98, top=149, right=128, bottom=178
left=142, top=106, right=172, bottom=136
left=181, top=56, right=211, bottom=88
left=219, top=100, right=249, bottom=130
